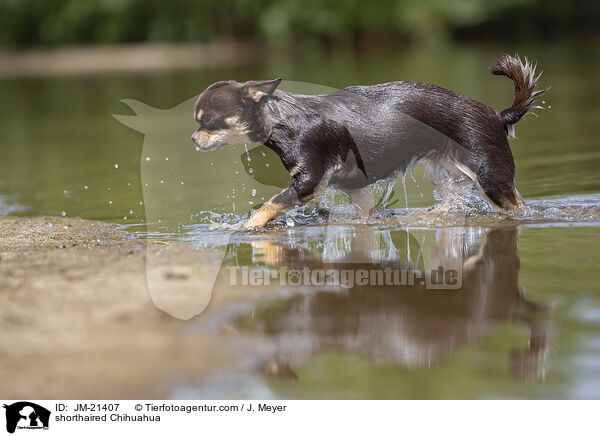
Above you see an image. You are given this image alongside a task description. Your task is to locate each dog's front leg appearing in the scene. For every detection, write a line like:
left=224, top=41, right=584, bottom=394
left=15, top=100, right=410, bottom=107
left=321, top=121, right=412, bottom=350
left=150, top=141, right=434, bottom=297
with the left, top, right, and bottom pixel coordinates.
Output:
left=243, top=168, right=330, bottom=229
left=242, top=191, right=294, bottom=229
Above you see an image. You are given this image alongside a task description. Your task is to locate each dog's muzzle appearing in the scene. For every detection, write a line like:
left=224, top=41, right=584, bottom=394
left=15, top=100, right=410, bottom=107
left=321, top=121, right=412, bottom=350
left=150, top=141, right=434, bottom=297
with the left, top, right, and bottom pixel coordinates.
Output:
left=191, top=130, right=224, bottom=151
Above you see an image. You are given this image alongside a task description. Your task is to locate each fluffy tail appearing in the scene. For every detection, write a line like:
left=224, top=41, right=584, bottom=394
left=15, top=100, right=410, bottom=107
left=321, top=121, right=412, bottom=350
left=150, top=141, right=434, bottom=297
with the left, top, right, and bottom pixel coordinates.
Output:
left=490, top=53, right=548, bottom=130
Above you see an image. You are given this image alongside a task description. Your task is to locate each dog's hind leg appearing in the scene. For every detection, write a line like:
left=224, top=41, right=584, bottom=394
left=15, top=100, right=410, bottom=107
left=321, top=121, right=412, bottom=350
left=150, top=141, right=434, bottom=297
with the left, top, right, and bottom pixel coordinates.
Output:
left=422, top=158, right=460, bottom=212
left=349, top=187, right=375, bottom=219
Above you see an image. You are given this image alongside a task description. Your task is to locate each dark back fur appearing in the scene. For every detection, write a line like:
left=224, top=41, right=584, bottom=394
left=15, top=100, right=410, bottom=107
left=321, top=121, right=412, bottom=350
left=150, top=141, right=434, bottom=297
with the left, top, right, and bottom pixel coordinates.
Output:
left=260, top=82, right=517, bottom=206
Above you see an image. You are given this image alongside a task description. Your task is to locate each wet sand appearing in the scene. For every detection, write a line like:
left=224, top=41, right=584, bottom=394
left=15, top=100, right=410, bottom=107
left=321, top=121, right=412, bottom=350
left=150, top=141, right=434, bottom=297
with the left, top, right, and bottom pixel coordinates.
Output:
left=0, top=216, right=238, bottom=399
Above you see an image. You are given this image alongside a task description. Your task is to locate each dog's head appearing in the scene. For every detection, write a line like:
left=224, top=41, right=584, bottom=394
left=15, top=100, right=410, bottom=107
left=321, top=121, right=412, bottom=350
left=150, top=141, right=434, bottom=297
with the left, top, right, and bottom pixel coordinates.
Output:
left=191, top=78, right=281, bottom=151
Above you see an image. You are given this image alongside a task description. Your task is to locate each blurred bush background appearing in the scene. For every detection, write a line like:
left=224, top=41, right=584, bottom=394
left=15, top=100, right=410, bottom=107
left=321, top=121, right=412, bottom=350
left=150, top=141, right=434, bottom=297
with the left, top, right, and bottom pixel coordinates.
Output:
left=0, top=0, right=597, bottom=49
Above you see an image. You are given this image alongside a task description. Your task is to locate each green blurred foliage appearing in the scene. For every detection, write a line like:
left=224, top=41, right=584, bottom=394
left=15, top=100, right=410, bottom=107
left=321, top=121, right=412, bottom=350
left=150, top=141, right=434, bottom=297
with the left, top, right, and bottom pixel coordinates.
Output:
left=0, top=0, right=597, bottom=48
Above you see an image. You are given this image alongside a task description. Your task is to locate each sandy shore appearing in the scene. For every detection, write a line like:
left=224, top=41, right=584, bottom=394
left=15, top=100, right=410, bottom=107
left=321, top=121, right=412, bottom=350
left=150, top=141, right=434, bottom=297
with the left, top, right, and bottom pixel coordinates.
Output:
left=0, top=216, right=244, bottom=399
left=0, top=41, right=260, bottom=77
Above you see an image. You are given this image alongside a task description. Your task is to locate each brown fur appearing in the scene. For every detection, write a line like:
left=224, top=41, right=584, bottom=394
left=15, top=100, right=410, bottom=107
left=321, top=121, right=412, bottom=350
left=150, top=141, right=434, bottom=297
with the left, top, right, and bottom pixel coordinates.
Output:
left=489, top=53, right=549, bottom=126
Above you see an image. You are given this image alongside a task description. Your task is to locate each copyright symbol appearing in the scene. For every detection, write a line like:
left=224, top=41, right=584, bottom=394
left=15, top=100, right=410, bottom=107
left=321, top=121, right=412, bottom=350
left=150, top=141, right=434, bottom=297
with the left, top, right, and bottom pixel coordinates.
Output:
left=135, top=404, right=143, bottom=411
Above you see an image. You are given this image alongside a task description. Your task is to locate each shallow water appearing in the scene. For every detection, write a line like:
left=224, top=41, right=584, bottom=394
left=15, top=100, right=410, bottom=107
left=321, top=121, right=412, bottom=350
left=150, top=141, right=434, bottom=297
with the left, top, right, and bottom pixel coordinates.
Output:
left=151, top=220, right=600, bottom=399
left=1, top=41, right=599, bottom=398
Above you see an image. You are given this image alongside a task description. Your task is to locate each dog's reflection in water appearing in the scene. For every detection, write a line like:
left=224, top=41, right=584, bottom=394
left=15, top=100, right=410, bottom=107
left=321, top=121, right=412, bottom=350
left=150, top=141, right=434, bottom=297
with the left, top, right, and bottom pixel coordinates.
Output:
left=233, top=226, right=547, bottom=381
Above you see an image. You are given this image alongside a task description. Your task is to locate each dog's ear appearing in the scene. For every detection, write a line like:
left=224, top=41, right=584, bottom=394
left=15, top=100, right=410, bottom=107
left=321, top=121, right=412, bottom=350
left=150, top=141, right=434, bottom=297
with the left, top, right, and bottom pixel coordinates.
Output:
left=243, top=79, right=282, bottom=102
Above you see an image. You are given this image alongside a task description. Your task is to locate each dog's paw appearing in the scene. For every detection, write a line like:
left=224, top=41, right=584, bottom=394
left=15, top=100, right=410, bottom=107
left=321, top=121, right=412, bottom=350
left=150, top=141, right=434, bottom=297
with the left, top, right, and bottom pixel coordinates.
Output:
left=241, top=221, right=266, bottom=231
left=209, top=221, right=243, bottom=231
left=242, top=214, right=270, bottom=230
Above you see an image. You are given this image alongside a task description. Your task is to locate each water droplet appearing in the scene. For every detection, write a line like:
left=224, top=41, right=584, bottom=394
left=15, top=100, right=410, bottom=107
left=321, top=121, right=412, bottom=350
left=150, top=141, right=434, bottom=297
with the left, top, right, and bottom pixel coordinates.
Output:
left=129, top=209, right=133, bottom=214
left=109, top=200, right=113, bottom=205
left=251, top=189, right=256, bottom=196
left=127, top=183, right=131, bottom=186
left=61, top=211, right=66, bottom=217
left=265, top=163, right=270, bottom=167
left=123, top=216, right=128, bottom=220
left=249, top=168, right=253, bottom=173
left=548, top=105, right=551, bottom=109
left=139, top=201, right=143, bottom=205
left=165, top=157, right=169, bottom=161
left=84, top=185, right=88, bottom=190
left=107, top=186, right=111, bottom=191
left=235, top=171, right=239, bottom=174
left=180, top=181, right=184, bottom=185
left=261, top=152, right=266, bottom=157
left=114, top=164, right=119, bottom=168
left=160, top=180, right=164, bottom=184
left=210, top=162, right=214, bottom=166
left=145, top=156, right=151, bottom=161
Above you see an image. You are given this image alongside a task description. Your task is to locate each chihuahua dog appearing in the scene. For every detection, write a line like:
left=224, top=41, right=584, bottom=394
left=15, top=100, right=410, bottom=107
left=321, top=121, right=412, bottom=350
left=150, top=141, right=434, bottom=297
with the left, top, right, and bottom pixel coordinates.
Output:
left=191, top=54, right=547, bottom=229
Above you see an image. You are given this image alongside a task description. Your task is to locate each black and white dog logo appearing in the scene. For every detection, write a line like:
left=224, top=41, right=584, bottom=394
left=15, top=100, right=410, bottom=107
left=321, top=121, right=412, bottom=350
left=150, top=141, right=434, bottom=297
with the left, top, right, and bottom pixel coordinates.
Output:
left=3, top=402, right=50, bottom=434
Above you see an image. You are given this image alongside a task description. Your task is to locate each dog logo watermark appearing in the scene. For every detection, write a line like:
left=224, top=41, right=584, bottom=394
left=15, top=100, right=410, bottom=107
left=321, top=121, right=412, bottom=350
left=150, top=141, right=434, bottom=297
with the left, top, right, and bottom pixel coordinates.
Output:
left=3, top=402, right=50, bottom=434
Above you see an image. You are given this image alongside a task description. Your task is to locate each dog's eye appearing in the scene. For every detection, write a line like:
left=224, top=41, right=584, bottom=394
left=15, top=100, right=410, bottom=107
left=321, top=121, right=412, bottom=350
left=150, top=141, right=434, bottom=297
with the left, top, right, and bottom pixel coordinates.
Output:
left=200, top=114, right=228, bottom=131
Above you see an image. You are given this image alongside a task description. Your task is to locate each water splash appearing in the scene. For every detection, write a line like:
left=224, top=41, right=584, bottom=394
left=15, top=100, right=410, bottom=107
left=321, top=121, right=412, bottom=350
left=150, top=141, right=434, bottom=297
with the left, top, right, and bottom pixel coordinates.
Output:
left=191, top=188, right=600, bottom=234
left=401, top=173, right=408, bottom=209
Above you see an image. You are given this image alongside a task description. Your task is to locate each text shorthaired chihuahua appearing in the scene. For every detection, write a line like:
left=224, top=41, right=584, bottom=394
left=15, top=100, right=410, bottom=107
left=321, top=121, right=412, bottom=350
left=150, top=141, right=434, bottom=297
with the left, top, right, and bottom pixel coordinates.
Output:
left=191, top=54, right=548, bottom=229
